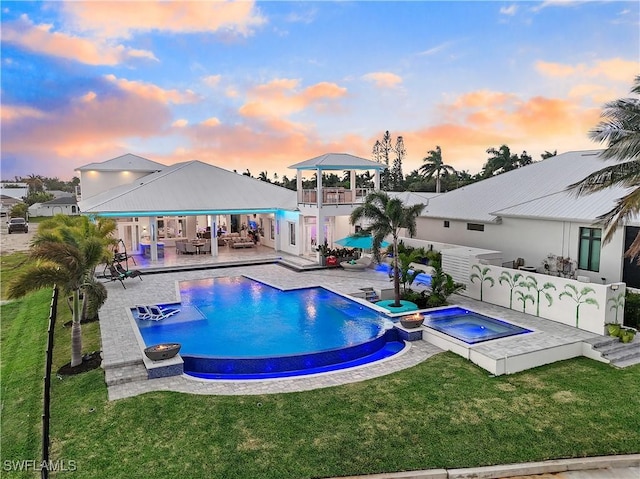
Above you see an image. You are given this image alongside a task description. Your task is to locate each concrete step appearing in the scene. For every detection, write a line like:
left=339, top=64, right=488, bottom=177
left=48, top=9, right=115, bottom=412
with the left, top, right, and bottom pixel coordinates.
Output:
left=587, top=337, right=620, bottom=349
left=105, top=362, right=148, bottom=386
left=602, top=343, right=640, bottom=361
left=612, top=355, right=640, bottom=368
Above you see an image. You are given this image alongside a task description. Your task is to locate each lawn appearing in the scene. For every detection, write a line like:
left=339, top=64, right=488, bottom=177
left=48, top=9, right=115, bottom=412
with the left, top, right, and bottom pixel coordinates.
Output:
left=1, top=251, right=639, bottom=478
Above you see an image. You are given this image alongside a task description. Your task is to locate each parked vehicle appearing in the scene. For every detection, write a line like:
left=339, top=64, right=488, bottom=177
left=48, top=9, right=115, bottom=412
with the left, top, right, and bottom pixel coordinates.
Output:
left=7, top=217, right=28, bottom=234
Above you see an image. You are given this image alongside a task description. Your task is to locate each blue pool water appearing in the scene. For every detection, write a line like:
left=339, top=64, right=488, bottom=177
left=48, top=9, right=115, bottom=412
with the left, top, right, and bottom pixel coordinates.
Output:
left=134, top=276, right=403, bottom=379
left=422, top=307, right=532, bottom=344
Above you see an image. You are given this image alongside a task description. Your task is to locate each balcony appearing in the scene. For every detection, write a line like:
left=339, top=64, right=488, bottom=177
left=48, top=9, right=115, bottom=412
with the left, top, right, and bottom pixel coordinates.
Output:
left=299, top=188, right=373, bottom=205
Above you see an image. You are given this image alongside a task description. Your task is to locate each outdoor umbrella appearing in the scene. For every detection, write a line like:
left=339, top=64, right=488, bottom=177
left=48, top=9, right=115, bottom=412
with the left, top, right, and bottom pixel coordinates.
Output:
left=334, top=235, right=390, bottom=249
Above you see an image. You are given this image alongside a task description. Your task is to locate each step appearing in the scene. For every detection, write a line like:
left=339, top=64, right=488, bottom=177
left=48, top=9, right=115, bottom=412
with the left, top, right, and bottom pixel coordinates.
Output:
left=604, top=345, right=640, bottom=362
left=599, top=341, right=639, bottom=356
left=588, top=337, right=620, bottom=349
left=105, top=363, right=148, bottom=386
left=611, top=355, right=640, bottom=368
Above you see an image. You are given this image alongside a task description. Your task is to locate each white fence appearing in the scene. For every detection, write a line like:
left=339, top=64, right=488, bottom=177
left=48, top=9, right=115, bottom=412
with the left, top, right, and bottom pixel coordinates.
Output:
left=467, top=259, right=624, bottom=335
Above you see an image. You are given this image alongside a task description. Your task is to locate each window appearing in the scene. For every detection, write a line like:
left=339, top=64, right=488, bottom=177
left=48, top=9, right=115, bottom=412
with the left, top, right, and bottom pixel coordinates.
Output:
left=467, top=223, right=484, bottom=231
left=288, top=222, right=296, bottom=246
left=443, top=220, right=450, bottom=228
left=270, top=220, right=275, bottom=240
left=578, top=227, right=601, bottom=271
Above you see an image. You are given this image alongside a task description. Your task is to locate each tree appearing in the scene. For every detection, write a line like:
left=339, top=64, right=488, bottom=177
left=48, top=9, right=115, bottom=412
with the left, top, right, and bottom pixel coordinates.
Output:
left=541, top=150, right=557, bottom=160
left=498, top=270, right=523, bottom=309
left=24, top=173, right=44, bottom=195
left=391, top=136, right=406, bottom=191
left=482, top=145, right=532, bottom=178
left=568, top=76, right=640, bottom=258
left=470, top=264, right=494, bottom=301
left=419, top=146, right=456, bottom=193
left=350, top=192, right=425, bottom=307
left=378, top=131, right=393, bottom=190
left=559, top=284, right=599, bottom=328
left=8, top=215, right=116, bottom=367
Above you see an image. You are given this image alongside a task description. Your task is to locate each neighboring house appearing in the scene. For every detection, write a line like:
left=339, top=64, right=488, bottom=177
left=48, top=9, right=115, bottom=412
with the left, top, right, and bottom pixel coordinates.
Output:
left=413, top=150, right=634, bottom=287
left=0, top=195, right=24, bottom=218
left=28, top=196, right=79, bottom=217
left=0, top=184, right=28, bottom=200
left=77, top=153, right=385, bottom=261
left=46, top=190, right=75, bottom=199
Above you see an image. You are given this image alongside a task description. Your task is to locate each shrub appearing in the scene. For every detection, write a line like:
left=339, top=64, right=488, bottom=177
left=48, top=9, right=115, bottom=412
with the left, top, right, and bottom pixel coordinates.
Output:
left=623, top=290, right=640, bottom=329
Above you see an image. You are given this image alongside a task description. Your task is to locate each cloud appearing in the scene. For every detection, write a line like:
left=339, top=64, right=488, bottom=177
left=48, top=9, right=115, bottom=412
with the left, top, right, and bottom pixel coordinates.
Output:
left=362, top=72, right=403, bottom=89
left=1, top=104, right=47, bottom=121
left=104, top=74, right=199, bottom=104
left=417, top=42, right=452, bottom=56
left=500, top=5, right=518, bottom=16
left=172, top=119, right=188, bottom=128
left=61, top=1, right=266, bottom=39
left=1, top=14, right=157, bottom=66
left=536, top=58, right=640, bottom=84
left=202, top=117, right=221, bottom=127
left=203, top=75, right=222, bottom=88
left=239, top=78, right=347, bottom=119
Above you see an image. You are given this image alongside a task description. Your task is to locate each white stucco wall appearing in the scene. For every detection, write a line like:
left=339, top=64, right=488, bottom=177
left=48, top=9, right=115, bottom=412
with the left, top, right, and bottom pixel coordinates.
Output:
left=415, top=216, right=624, bottom=284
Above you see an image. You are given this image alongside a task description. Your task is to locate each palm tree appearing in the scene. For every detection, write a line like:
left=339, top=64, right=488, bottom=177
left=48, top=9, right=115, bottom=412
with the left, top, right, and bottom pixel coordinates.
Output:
left=419, top=146, right=456, bottom=193
left=350, top=192, right=425, bottom=307
left=568, top=75, right=640, bottom=257
left=8, top=216, right=116, bottom=367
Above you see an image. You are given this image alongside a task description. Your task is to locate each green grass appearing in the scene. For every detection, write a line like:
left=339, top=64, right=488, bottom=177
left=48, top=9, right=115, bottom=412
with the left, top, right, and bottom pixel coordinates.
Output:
left=0, top=252, right=30, bottom=299
left=1, top=249, right=639, bottom=478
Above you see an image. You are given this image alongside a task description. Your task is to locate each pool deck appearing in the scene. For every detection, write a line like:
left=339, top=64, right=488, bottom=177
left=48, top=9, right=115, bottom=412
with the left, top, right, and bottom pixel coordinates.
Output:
left=99, top=252, right=610, bottom=400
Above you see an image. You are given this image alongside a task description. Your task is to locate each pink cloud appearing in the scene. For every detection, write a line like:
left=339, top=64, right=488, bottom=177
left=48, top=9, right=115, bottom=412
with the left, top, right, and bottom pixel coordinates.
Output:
left=61, top=1, right=266, bottom=39
left=1, top=14, right=157, bottom=66
left=362, top=72, right=403, bottom=89
left=239, top=78, right=347, bottom=119
left=536, top=58, right=640, bottom=83
left=104, top=75, right=199, bottom=104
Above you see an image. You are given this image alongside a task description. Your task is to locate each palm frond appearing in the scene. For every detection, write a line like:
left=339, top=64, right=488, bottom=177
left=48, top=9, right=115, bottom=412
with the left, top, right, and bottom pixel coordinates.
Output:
left=7, top=263, right=71, bottom=298
left=567, top=160, right=640, bottom=195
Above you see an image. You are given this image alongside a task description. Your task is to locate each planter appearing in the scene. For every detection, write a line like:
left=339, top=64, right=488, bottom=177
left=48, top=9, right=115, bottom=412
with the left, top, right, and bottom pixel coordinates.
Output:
left=620, top=329, right=636, bottom=344
left=400, top=313, right=424, bottom=329
left=606, top=323, right=622, bottom=337
left=144, top=343, right=181, bottom=360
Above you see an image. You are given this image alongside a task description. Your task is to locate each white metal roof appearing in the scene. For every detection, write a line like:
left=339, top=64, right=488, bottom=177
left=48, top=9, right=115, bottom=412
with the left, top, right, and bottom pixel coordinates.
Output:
left=387, top=191, right=440, bottom=207
left=289, top=153, right=385, bottom=170
left=78, top=161, right=298, bottom=216
left=75, top=153, right=165, bottom=172
left=421, top=150, right=626, bottom=223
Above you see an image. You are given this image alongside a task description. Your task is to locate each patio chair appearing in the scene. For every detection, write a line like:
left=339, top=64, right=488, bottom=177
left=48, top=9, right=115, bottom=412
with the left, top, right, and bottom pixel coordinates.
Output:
left=184, top=243, right=197, bottom=255
left=115, top=262, right=143, bottom=281
left=106, top=264, right=127, bottom=289
left=147, top=305, right=180, bottom=320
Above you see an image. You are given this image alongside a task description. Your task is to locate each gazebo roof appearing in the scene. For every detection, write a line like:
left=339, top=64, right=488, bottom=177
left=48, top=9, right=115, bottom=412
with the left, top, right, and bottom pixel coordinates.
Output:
left=289, top=153, right=385, bottom=171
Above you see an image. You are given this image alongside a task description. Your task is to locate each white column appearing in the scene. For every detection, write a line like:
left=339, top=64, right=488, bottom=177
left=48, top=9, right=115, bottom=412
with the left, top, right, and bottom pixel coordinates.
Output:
left=297, top=170, right=303, bottom=203
left=210, top=215, right=218, bottom=257
left=374, top=170, right=380, bottom=191
left=350, top=170, right=356, bottom=203
left=316, top=168, right=325, bottom=263
left=150, top=216, right=158, bottom=261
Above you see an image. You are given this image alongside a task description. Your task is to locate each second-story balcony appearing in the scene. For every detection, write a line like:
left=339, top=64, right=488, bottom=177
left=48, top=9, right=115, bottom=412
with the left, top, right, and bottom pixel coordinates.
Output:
left=299, top=188, right=373, bottom=205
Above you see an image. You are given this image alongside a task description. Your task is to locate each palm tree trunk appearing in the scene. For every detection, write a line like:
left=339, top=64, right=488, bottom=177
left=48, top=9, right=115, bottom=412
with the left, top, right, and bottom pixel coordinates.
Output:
left=70, top=290, right=83, bottom=367
left=435, top=175, right=441, bottom=194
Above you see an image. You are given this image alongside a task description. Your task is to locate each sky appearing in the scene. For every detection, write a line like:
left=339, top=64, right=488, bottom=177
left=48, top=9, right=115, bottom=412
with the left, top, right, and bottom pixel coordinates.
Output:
left=1, top=0, right=639, bottom=182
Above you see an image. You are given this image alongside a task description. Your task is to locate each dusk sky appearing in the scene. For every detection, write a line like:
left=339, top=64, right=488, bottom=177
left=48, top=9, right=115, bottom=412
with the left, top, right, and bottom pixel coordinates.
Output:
left=1, top=1, right=638, bottom=182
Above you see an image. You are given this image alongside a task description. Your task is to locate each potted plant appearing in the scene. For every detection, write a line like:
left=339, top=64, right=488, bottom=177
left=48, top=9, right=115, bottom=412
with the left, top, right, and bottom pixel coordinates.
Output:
left=620, top=328, right=637, bottom=344
left=606, top=323, right=622, bottom=337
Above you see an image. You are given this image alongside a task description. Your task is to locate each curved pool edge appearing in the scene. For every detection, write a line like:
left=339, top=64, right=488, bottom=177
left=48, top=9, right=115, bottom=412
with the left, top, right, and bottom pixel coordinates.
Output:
left=183, top=329, right=405, bottom=380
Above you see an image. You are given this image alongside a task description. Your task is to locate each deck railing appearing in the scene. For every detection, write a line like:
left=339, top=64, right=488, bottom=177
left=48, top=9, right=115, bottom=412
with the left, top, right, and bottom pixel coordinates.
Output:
left=299, top=188, right=373, bottom=205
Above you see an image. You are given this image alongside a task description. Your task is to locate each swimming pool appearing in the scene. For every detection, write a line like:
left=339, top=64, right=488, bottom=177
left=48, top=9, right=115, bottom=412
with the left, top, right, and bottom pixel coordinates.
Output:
left=134, top=276, right=404, bottom=379
left=422, top=307, right=532, bottom=344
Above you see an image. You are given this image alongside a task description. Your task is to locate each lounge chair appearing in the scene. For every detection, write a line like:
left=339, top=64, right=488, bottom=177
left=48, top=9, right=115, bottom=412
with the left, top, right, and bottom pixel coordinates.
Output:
left=107, top=264, right=127, bottom=288
left=115, top=262, right=142, bottom=280
left=135, top=305, right=153, bottom=320
left=147, top=305, right=180, bottom=320
left=340, top=256, right=372, bottom=271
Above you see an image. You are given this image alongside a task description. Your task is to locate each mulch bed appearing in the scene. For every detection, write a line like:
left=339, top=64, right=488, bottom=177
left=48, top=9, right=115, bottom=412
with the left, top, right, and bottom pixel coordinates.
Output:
left=58, top=351, right=102, bottom=376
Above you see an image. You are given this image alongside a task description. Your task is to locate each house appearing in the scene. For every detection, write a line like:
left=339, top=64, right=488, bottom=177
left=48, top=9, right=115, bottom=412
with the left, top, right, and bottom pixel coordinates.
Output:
left=412, top=150, right=634, bottom=287
left=28, top=196, right=79, bottom=217
left=0, top=194, right=24, bottom=218
left=0, top=183, right=28, bottom=200
left=77, top=153, right=386, bottom=261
